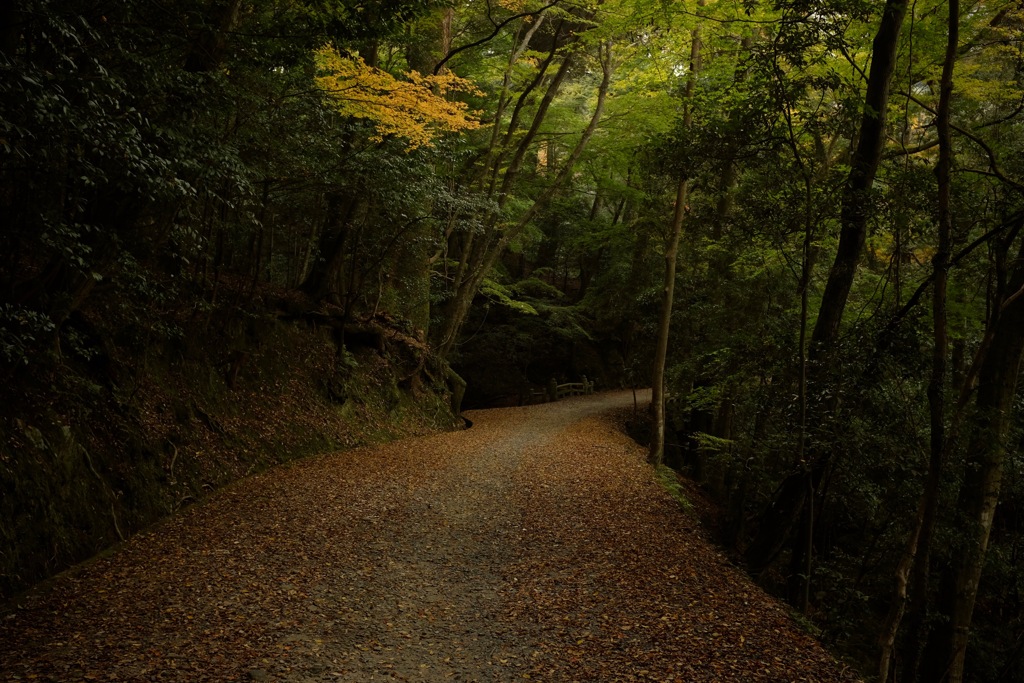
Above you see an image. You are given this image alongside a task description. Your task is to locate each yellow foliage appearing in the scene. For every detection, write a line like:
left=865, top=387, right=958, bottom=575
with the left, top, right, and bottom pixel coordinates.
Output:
left=314, top=46, right=483, bottom=149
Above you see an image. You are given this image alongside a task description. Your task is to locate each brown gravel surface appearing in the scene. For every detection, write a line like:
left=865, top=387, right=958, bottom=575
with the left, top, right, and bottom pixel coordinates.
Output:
left=1, top=390, right=859, bottom=682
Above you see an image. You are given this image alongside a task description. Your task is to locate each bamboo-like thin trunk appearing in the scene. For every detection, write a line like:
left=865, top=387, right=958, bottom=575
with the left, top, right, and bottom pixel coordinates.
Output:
left=649, top=177, right=689, bottom=466
left=649, top=13, right=702, bottom=465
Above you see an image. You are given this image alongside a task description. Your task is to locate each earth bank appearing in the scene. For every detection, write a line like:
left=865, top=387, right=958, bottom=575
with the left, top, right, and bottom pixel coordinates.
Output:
left=0, top=291, right=462, bottom=601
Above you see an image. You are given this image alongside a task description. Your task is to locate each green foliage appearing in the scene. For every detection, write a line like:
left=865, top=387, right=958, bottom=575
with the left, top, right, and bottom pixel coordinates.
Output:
left=480, top=279, right=539, bottom=315
left=511, top=277, right=565, bottom=300
left=538, top=303, right=594, bottom=342
left=654, top=464, right=693, bottom=513
left=0, top=306, right=55, bottom=365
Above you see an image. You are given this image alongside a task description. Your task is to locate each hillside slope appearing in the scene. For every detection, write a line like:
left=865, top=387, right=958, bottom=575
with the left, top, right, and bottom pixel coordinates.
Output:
left=0, top=292, right=461, bottom=600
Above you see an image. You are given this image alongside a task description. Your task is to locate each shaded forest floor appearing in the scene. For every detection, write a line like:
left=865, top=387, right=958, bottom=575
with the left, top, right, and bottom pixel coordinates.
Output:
left=0, top=390, right=859, bottom=682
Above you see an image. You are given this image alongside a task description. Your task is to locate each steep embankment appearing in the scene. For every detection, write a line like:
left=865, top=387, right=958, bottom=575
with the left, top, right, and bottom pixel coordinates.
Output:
left=1, top=390, right=858, bottom=682
left=0, top=297, right=461, bottom=601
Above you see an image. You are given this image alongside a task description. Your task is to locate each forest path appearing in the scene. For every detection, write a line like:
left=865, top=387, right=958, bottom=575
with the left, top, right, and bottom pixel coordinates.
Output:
left=1, top=390, right=857, bottom=682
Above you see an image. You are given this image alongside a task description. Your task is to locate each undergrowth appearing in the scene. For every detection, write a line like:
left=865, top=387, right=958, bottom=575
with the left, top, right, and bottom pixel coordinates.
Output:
left=654, top=463, right=694, bottom=513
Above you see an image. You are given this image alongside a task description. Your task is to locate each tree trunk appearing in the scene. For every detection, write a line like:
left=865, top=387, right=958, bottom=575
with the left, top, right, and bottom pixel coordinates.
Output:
left=485, top=29, right=562, bottom=193
left=887, top=2, right=958, bottom=679
left=878, top=512, right=923, bottom=683
left=745, top=0, right=910, bottom=571
left=436, top=42, right=613, bottom=360
left=405, top=7, right=455, bottom=75
left=184, top=0, right=243, bottom=73
left=497, top=52, right=575, bottom=204
left=503, top=44, right=612, bottom=236
left=809, top=0, right=909, bottom=357
left=649, top=178, right=689, bottom=466
left=649, top=17, right=702, bottom=466
left=300, top=193, right=359, bottom=303
left=945, top=261, right=1024, bottom=681
left=786, top=171, right=817, bottom=611
left=479, top=13, right=548, bottom=181
left=437, top=35, right=573, bottom=356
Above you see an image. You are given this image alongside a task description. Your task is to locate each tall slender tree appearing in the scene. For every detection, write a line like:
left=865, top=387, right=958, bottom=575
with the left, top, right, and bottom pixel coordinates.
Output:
left=649, top=5, right=703, bottom=466
left=745, top=0, right=911, bottom=571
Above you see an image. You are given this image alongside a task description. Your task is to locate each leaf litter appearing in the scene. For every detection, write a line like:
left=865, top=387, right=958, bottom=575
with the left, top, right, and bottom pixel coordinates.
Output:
left=0, top=390, right=859, bottom=682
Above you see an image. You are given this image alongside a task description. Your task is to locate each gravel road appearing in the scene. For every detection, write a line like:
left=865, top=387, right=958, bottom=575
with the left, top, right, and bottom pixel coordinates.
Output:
left=1, top=390, right=858, bottom=682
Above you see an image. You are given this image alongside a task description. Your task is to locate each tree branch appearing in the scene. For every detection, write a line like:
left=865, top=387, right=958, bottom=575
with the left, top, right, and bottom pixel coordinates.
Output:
left=897, top=90, right=1024, bottom=193
left=433, top=1, right=562, bottom=74
left=874, top=210, right=1024, bottom=358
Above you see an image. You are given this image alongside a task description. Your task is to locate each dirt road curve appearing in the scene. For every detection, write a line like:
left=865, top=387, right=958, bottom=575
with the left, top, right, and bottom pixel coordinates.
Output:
left=1, top=390, right=858, bottom=682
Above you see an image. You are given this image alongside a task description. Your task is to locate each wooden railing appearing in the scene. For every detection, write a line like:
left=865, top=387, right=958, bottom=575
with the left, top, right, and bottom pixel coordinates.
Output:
left=555, top=380, right=591, bottom=399
left=530, top=376, right=594, bottom=403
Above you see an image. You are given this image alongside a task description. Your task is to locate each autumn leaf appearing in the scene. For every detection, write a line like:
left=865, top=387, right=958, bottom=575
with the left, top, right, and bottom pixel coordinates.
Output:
left=313, top=46, right=483, bottom=150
